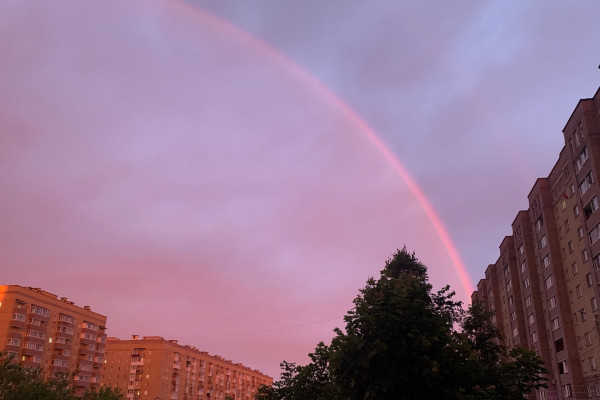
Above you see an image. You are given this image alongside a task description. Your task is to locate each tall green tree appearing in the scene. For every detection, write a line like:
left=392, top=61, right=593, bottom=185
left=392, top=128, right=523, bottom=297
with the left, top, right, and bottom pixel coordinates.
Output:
left=329, top=248, right=464, bottom=399
left=256, top=248, right=547, bottom=400
left=255, top=342, right=336, bottom=400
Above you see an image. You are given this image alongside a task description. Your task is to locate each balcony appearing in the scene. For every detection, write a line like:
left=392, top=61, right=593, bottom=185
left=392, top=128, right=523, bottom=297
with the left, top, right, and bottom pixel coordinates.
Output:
left=173, top=361, right=180, bottom=369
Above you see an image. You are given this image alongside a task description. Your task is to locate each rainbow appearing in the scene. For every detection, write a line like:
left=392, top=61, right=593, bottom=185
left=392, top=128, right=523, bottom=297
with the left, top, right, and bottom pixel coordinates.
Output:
left=168, top=0, right=475, bottom=298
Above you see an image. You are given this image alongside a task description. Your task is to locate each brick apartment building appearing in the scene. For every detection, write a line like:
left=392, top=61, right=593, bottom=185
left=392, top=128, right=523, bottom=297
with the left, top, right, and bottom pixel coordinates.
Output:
left=472, top=86, right=600, bottom=399
left=102, top=335, right=272, bottom=400
left=0, top=285, right=108, bottom=392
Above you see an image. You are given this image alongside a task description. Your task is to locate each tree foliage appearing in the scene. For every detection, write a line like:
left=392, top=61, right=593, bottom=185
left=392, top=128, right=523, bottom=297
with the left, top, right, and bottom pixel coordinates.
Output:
left=0, top=353, right=124, bottom=400
left=256, top=248, right=547, bottom=400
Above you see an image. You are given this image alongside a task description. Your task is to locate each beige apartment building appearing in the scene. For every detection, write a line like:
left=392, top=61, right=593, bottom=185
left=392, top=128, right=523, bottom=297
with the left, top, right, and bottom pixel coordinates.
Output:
left=102, top=335, right=272, bottom=400
left=0, top=285, right=108, bottom=393
left=472, top=86, right=600, bottom=400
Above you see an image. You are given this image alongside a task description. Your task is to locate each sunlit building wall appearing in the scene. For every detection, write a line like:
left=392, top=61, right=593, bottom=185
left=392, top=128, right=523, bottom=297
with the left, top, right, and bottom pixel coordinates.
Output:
left=472, top=86, right=600, bottom=400
left=102, top=335, right=272, bottom=400
left=0, top=285, right=107, bottom=392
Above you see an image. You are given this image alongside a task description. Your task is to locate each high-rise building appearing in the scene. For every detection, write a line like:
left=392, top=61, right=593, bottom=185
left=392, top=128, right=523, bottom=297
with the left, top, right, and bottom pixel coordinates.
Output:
left=472, top=86, right=600, bottom=400
left=102, top=335, right=272, bottom=400
left=0, top=285, right=108, bottom=393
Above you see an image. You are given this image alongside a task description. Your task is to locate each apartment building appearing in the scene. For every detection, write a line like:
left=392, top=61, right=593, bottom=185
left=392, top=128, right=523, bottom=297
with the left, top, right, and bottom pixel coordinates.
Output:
left=472, top=86, right=600, bottom=400
left=102, top=335, right=272, bottom=400
left=0, top=285, right=108, bottom=392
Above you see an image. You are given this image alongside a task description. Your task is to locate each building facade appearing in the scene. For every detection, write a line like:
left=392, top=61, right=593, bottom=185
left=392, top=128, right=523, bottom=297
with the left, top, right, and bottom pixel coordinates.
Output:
left=102, top=335, right=272, bottom=400
left=0, top=285, right=108, bottom=392
left=472, top=86, right=600, bottom=400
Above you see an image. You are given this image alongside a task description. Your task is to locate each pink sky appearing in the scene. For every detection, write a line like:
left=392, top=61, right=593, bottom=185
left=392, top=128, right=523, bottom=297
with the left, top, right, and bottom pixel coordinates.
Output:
left=1, top=0, right=600, bottom=378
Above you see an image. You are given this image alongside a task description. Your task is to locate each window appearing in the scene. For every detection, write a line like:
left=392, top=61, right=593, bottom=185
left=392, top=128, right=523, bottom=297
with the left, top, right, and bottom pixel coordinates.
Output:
left=586, top=273, right=593, bottom=287
left=531, top=331, right=538, bottom=343
left=528, top=314, right=535, bottom=325
left=577, top=284, right=583, bottom=298
left=565, top=219, right=571, bottom=231
left=30, top=305, right=50, bottom=317
left=6, top=338, right=21, bottom=346
left=520, top=261, right=526, bottom=273
left=558, top=360, right=569, bottom=374
left=587, top=384, right=593, bottom=398
left=594, top=254, right=600, bottom=271
left=512, top=326, right=518, bottom=338
left=581, top=308, right=588, bottom=321
left=506, top=280, right=512, bottom=291
left=509, top=296, right=514, bottom=305
left=58, top=314, right=75, bottom=324
left=545, top=275, right=553, bottom=290
left=551, top=317, right=560, bottom=331
left=538, top=235, right=547, bottom=249
left=580, top=171, right=594, bottom=196
left=592, top=297, right=598, bottom=312
left=511, top=311, right=516, bottom=321
left=590, top=222, right=600, bottom=244
left=543, top=255, right=550, bottom=268
left=576, top=146, right=589, bottom=172
left=585, top=332, right=592, bottom=345
left=526, top=295, right=532, bottom=307
left=536, top=216, right=544, bottom=231
left=524, top=278, right=530, bottom=288
left=580, top=121, right=586, bottom=138
left=578, top=227, right=584, bottom=239
left=575, top=204, right=581, bottom=217
left=555, top=338, right=565, bottom=352
left=548, top=296, right=557, bottom=309
left=573, top=312, right=579, bottom=325
left=583, top=249, right=590, bottom=262
left=11, top=313, right=26, bottom=322
left=573, top=262, right=579, bottom=275
left=585, top=196, right=600, bottom=218
left=591, top=356, right=597, bottom=370
left=563, top=383, right=573, bottom=398
left=518, top=244, right=524, bottom=255
left=568, top=240, right=574, bottom=253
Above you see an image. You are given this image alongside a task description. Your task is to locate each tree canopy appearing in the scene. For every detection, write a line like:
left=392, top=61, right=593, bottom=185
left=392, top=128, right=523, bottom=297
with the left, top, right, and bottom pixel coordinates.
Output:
left=256, top=248, right=546, bottom=400
left=0, top=353, right=124, bottom=400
